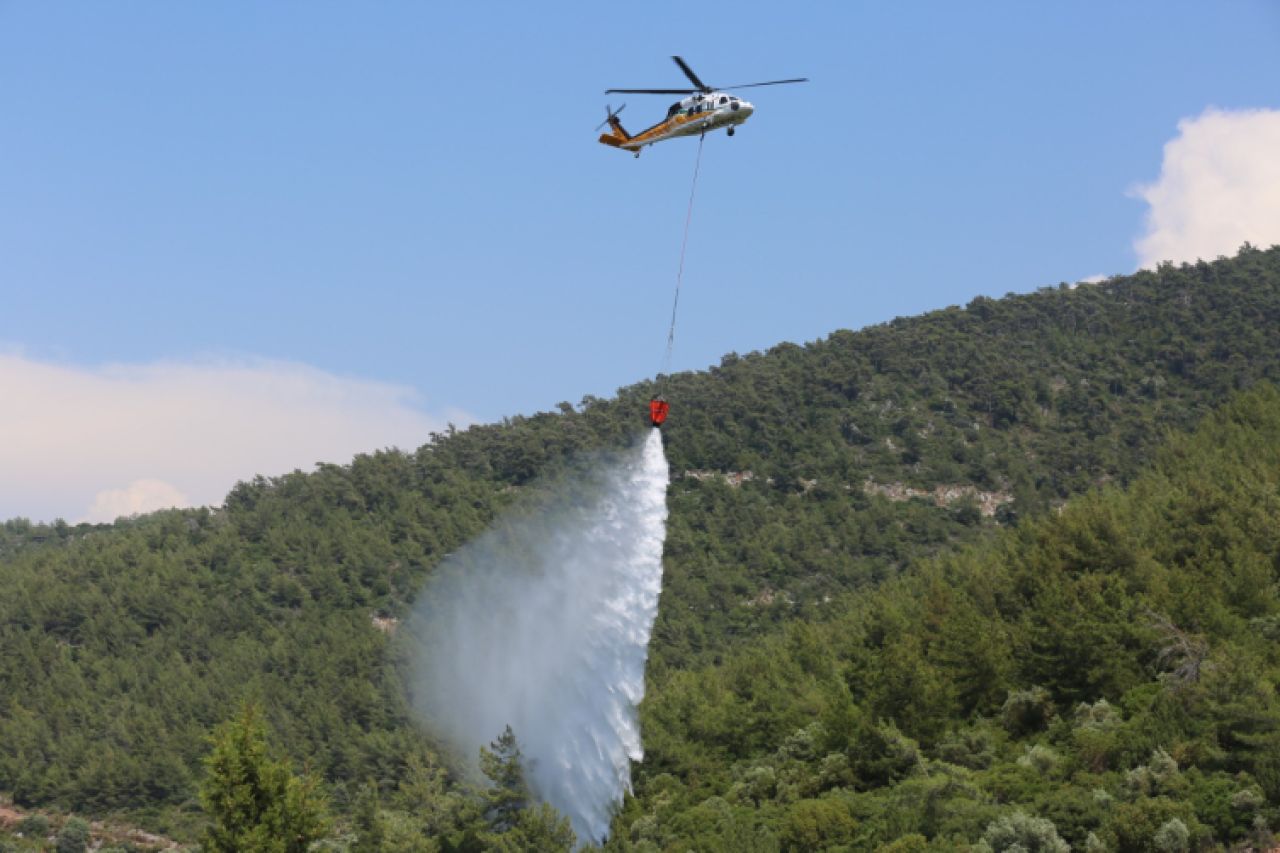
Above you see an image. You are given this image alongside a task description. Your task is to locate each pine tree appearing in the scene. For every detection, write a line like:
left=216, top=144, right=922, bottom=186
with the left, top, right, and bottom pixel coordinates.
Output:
left=351, top=778, right=385, bottom=853
left=475, top=727, right=575, bottom=851
left=199, top=704, right=329, bottom=853
left=479, top=725, right=528, bottom=835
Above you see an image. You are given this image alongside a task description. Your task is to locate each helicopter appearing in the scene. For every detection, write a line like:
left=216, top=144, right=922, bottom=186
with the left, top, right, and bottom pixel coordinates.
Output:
left=598, top=56, right=807, bottom=157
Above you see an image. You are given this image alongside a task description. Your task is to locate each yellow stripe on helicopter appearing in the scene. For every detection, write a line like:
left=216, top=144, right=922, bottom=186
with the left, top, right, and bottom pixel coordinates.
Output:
left=597, top=56, right=805, bottom=158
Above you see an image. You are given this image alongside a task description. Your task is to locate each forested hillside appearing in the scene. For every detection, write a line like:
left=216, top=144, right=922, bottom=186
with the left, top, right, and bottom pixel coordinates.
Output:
left=2, top=245, right=1279, bottom=847
left=617, top=384, right=1280, bottom=850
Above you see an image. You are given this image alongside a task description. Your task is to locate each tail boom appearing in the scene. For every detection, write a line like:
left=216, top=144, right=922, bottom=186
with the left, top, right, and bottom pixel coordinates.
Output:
left=598, top=115, right=633, bottom=149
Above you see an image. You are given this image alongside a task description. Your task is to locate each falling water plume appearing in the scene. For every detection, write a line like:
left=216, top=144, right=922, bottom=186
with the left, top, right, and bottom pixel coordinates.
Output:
left=408, top=429, right=669, bottom=843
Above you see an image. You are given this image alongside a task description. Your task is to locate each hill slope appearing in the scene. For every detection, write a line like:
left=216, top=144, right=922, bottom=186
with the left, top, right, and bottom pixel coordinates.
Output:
left=2, top=246, right=1279, bottom=842
left=620, top=383, right=1280, bottom=849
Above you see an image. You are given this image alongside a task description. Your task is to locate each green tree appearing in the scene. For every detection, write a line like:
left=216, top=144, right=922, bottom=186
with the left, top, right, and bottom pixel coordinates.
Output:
left=475, top=726, right=575, bottom=851
left=479, top=725, right=529, bottom=835
left=199, top=704, right=329, bottom=852
left=55, top=817, right=91, bottom=853
left=351, top=778, right=385, bottom=853
left=507, top=804, right=576, bottom=852
left=780, top=797, right=858, bottom=851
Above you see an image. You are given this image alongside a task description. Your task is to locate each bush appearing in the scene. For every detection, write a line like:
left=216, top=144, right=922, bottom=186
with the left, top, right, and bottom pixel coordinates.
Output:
left=742, top=766, right=778, bottom=804
left=850, top=721, right=923, bottom=788
left=1125, top=748, right=1184, bottom=798
left=55, top=817, right=91, bottom=853
left=978, top=810, right=1070, bottom=853
left=1231, top=786, right=1264, bottom=810
left=1017, top=744, right=1060, bottom=775
left=936, top=726, right=998, bottom=769
left=1154, top=818, right=1189, bottom=852
left=1001, top=687, right=1055, bottom=735
left=780, top=798, right=858, bottom=852
left=1073, top=699, right=1122, bottom=730
left=1105, top=798, right=1199, bottom=852
left=18, top=814, right=49, bottom=837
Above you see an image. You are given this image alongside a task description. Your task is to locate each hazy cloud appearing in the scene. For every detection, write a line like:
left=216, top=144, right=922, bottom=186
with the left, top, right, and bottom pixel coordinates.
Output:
left=1133, top=107, right=1280, bottom=269
left=87, top=479, right=190, bottom=521
left=0, top=353, right=468, bottom=523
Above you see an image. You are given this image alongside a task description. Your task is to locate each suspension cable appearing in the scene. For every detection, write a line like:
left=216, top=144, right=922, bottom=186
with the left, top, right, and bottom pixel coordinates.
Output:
left=659, top=133, right=705, bottom=385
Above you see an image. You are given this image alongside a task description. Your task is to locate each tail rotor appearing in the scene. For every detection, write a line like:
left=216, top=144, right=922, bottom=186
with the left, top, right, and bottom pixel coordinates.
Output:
left=595, top=103, right=627, bottom=132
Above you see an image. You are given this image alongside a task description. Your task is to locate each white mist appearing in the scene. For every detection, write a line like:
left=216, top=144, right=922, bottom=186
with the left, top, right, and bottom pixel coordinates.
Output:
left=408, top=429, right=669, bottom=843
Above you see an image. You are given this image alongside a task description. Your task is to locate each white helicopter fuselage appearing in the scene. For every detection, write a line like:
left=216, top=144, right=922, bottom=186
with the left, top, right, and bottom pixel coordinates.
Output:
left=599, top=56, right=804, bottom=156
left=660, top=92, right=755, bottom=140
left=600, top=92, right=755, bottom=154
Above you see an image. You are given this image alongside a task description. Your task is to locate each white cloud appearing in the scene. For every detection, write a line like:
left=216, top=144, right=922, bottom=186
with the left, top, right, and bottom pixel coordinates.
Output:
left=1133, top=107, right=1280, bottom=269
left=87, top=479, right=189, bottom=521
left=0, top=353, right=468, bottom=523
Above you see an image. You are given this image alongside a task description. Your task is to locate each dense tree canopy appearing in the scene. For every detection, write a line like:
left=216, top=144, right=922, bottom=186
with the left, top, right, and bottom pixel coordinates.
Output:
left=617, top=383, right=1280, bottom=849
left=2, top=246, right=1280, bottom=847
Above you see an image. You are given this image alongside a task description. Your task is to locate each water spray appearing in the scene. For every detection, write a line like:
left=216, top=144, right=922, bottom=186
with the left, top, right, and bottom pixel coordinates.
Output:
left=408, top=430, right=669, bottom=843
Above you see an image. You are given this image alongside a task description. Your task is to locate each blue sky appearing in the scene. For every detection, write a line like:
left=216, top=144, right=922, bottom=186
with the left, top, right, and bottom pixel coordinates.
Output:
left=3, top=2, right=1280, bottom=521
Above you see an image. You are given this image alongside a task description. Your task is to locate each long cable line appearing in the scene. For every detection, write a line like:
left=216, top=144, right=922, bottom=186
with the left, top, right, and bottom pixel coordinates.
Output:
left=659, top=133, right=705, bottom=384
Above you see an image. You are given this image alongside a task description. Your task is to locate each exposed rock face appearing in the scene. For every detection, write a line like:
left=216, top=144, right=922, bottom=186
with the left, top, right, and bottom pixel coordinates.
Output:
left=682, top=469, right=756, bottom=486
left=863, top=479, right=1013, bottom=516
left=681, top=470, right=1013, bottom=517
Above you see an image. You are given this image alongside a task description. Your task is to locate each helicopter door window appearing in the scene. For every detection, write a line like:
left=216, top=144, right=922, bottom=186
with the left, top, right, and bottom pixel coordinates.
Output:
left=719, top=96, right=728, bottom=106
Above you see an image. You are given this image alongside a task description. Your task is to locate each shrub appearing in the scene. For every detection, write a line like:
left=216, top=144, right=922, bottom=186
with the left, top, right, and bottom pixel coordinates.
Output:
left=978, top=810, right=1070, bottom=853
left=1001, top=687, right=1056, bottom=735
left=879, top=833, right=929, bottom=853
left=1126, top=748, right=1184, bottom=798
left=936, top=725, right=998, bottom=769
left=18, top=814, right=50, bottom=837
left=1153, top=818, right=1189, bottom=853
left=1231, top=786, right=1264, bottom=810
left=850, top=721, right=923, bottom=788
left=1105, top=798, right=1200, bottom=852
left=780, top=798, right=858, bottom=852
left=743, top=766, right=778, bottom=805
left=1017, top=744, right=1060, bottom=775
left=55, top=817, right=91, bottom=853
left=1073, top=699, right=1122, bottom=730
left=778, top=723, right=825, bottom=762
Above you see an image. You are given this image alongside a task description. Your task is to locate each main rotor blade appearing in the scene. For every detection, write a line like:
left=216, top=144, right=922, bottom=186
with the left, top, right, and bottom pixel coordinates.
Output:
left=672, top=56, right=709, bottom=92
left=721, top=78, right=809, bottom=90
left=604, top=88, right=697, bottom=95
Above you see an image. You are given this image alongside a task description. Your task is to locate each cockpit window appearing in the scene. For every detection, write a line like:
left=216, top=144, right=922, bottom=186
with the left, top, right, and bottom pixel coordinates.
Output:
left=667, top=102, right=681, bottom=118
left=719, top=96, right=728, bottom=105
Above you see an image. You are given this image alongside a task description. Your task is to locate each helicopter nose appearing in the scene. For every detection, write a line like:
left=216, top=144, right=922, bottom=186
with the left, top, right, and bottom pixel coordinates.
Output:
left=739, top=101, right=754, bottom=117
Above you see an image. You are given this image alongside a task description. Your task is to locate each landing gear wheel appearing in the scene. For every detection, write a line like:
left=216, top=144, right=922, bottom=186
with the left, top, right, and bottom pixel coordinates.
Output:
left=727, top=127, right=735, bottom=137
